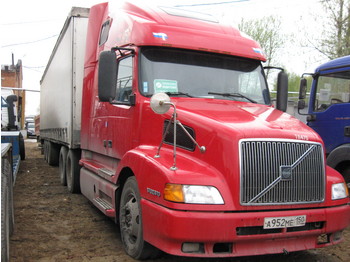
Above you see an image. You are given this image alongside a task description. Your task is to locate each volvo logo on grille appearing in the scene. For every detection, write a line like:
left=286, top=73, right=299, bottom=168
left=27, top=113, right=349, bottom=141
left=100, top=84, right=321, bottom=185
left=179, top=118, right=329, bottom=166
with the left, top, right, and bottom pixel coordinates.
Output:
left=280, top=165, right=292, bottom=180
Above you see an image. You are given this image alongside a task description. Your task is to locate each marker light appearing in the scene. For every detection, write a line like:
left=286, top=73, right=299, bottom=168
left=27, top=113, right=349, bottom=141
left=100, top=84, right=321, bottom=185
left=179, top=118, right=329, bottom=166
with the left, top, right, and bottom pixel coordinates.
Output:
left=332, top=183, right=349, bottom=200
left=164, top=184, right=224, bottom=204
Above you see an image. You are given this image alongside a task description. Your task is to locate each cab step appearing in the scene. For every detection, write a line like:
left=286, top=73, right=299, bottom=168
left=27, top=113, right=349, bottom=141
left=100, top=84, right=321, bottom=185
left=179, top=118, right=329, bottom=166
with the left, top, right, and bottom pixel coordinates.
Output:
left=93, top=197, right=115, bottom=217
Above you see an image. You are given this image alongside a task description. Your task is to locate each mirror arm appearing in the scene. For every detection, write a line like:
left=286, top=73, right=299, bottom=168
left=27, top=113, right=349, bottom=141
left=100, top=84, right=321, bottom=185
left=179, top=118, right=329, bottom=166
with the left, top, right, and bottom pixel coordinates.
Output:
left=155, top=110, right=174, bottom=159
left=176, top=121, right=206, bottom=153
left=152, top=99, right=206, bottom=171
left=297, top=107, right=310, bottom=116
left=153, top=102, right=178, bottom=171
left=150, top=93, right=206, bottom=171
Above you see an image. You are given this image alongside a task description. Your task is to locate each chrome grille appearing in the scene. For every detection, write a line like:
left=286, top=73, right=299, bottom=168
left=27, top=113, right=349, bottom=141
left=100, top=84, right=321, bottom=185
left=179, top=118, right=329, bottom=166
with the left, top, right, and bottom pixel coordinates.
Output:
left=240, top=139, right=325, bottom=205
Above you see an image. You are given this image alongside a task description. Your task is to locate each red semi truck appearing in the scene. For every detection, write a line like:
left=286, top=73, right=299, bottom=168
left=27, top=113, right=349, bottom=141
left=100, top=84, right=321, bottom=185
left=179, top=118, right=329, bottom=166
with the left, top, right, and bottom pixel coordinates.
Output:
left=40, top=1, right=350, bottom=259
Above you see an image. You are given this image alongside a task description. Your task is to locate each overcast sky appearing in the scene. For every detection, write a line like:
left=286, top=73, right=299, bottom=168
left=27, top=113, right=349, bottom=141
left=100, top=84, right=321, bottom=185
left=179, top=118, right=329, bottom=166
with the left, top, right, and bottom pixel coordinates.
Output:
left=1, top=0, right=326, bottom=116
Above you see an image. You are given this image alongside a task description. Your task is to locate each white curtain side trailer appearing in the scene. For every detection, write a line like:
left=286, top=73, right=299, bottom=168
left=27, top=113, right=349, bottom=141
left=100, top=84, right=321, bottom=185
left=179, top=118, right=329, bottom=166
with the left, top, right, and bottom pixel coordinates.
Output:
left=40, top=7, right=89, bottom=149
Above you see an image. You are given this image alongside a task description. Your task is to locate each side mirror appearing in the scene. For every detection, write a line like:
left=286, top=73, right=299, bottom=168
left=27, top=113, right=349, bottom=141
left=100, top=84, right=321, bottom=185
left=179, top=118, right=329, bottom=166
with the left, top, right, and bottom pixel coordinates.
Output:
left=150, top=93, right=171, bottom=114
left=98, top=51, right=117, bottom=102
left=297, top=78, right=307, bottom=110
left=299, top=78, right=307, bottom=99
left=298, top=100, right=306, bottom=110
left=276, top=71, right=288, bottom=112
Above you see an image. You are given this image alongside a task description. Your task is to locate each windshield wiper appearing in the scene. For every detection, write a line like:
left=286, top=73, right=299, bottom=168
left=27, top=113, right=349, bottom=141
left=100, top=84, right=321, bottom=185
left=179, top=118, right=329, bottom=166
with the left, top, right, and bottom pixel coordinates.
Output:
left=208, top=92, right=257, bottom=103
left=165, top=92, right=193, bottom=98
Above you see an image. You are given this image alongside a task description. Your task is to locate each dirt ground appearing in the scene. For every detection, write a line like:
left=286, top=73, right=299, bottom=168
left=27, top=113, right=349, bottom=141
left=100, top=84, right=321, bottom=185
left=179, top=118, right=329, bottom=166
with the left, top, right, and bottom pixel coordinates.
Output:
left=9, top=140, right=350, bottom=262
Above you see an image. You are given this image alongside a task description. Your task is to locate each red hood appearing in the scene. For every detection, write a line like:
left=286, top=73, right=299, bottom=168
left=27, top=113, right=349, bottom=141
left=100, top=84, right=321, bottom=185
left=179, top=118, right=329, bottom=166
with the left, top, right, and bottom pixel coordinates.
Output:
left=174, top=98, right=321, bottom=143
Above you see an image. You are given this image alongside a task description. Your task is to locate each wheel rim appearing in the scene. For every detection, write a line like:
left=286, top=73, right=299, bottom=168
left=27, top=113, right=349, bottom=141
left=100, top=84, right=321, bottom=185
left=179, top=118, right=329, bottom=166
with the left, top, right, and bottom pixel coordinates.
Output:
left=120, top=192, right=140, bottom=249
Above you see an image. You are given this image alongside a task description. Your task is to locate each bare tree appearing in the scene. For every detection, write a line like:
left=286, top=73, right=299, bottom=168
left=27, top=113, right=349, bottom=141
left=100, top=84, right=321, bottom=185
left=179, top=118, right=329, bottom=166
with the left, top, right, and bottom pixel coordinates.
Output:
left=238, top=16, right=285, bottom=68
left=319, top=0, right=350, bottom=59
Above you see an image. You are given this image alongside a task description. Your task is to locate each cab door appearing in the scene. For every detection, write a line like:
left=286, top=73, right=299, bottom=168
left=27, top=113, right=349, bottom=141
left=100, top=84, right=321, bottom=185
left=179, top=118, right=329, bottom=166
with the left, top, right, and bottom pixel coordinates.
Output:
left=91, top=55, right=137, bottom=159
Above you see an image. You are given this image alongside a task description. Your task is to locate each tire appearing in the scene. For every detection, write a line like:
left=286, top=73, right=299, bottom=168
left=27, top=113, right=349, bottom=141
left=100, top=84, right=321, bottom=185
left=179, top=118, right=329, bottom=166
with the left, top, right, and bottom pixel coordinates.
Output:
left=66, top=149, right=81, bottom=193
left=59, top=146, right=68, bottom=186
left=40, top=140, right=44, bottom=155
left=1, top=172, right=10, bottom=262
left=44, top=141, right=48, bottom=162
left=119, top=177, right=159, bottom=260
left=339, top=165, right=350, bottom=191
left=47, top=142, right=59, bottom=166
left=19, top=133, right=25, bottom=160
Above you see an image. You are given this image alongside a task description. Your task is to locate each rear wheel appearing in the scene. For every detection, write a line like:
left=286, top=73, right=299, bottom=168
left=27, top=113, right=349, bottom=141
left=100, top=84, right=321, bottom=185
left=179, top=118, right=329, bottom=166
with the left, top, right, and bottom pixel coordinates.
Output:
left=66, top=149, right=81, bottom=193
left=119, top=176, right=159, bottom=259
left=47, top=142, right=59, bottom=166
left=59, top=146, right=68, bottom=186
left=43, top=141, right=48, bottom=162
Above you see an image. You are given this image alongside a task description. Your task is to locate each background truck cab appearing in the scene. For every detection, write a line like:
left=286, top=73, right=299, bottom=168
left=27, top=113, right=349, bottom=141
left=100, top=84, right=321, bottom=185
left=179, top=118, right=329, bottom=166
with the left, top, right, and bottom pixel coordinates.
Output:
left=299, top=55, right=350, bottom=188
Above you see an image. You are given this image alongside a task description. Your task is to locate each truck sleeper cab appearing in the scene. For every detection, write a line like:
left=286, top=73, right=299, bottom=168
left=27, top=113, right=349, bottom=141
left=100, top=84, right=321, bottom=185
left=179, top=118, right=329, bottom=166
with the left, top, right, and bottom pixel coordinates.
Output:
left=40, top=1, right=350, bottom=260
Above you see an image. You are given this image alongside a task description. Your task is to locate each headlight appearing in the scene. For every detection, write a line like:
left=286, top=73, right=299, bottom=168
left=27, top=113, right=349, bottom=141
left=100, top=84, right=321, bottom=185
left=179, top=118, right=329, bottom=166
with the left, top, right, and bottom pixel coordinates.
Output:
left=164, top=184, right=224, bottom=204
left=332, top=183, right=349, bottom=200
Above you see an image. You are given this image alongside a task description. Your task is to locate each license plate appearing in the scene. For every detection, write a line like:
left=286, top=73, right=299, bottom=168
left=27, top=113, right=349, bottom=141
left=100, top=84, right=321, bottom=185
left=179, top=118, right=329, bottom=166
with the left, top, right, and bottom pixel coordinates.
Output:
left=263, top=215, right=306, bottom=229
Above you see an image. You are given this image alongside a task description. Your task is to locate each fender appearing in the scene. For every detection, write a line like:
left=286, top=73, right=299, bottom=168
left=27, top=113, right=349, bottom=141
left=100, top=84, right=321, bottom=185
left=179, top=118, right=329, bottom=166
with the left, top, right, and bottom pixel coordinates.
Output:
left=327, top=143, right=350, bottom=168
left=117, top=146, right=234, bottom=211
left=324, top=165, right=349, bottom=205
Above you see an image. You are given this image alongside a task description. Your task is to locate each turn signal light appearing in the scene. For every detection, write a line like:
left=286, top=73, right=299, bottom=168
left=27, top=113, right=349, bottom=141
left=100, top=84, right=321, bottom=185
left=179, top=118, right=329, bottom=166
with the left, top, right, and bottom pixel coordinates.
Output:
left=164, top=184, right=184, bottom=202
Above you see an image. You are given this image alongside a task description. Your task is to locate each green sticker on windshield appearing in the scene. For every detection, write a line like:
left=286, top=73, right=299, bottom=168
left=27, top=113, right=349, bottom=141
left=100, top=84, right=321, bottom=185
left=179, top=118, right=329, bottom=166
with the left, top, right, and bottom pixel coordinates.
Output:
left=154, top=79, right=178, bottom=93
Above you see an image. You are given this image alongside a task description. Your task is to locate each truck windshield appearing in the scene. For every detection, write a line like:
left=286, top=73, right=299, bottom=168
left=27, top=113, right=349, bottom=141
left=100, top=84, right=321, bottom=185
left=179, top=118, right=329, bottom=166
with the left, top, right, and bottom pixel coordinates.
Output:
left=314, top=70, right=350, bottom=112
left=139, top=47, right=270, bottom=105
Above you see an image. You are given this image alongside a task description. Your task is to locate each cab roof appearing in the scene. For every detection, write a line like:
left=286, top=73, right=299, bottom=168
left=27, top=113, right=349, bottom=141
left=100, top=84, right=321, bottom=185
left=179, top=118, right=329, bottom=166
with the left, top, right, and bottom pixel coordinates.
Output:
left=107, top=0, right=266, bottom=61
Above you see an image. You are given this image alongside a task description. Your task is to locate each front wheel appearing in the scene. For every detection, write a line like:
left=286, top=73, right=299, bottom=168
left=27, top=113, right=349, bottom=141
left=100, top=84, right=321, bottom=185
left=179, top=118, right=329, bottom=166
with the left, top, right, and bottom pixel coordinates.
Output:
left=119, top=177, right=159, bottom=260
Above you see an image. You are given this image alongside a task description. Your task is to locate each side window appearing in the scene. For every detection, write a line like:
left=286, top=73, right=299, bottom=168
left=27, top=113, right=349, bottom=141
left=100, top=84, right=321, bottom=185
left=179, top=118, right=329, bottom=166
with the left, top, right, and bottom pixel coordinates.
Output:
left=116, top=56, right=133, bottom=102
left=314, top=74, right=350, bottom=112
left=99, top=20, right=110, bottom=46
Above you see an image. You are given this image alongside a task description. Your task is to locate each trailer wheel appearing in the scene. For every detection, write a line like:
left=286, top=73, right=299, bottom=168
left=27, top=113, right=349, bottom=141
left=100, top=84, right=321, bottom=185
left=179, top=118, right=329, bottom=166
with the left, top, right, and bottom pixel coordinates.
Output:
left=47, top=142, right=59, bottom=166
left=66, top=149, right=81, bottom=193
left=119, top=177, right=159, bottom=259
left=43, top=141, right=48, bottom=161
left=59, top=146, right=68, bottom=186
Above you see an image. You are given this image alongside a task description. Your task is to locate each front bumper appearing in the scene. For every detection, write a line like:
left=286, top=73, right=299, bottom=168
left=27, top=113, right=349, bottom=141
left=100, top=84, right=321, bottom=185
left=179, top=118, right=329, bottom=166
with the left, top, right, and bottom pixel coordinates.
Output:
left=142, top=199, right=350, bottom=257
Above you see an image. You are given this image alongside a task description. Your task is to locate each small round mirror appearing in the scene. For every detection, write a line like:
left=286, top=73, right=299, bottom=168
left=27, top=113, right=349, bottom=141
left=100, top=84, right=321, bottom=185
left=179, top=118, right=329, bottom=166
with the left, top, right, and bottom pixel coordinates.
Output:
left=150, top=93, right=171, bottom=114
